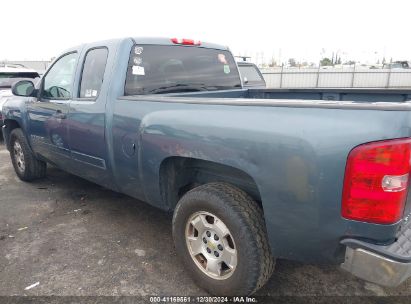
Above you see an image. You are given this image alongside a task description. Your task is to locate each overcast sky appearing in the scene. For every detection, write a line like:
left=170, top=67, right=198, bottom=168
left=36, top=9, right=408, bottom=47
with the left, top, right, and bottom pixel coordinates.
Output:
left=2, top=0, right=410, bottom=64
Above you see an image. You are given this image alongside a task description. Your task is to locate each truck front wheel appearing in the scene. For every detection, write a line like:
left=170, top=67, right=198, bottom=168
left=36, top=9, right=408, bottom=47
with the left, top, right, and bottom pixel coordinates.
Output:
left=172, top=182, right=275, bottom=295
left=9, top=128, right=46, bottom=181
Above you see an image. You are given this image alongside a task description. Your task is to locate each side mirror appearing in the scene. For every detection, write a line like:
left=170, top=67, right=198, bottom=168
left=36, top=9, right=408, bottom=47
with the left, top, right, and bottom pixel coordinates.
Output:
left=243, top=77, right=249, bottom=84
left=11, top=80, right=36, bottom=97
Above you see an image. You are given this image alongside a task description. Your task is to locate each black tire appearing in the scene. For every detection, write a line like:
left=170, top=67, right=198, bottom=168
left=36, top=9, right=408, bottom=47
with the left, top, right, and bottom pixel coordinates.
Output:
left=9, top=128, right=46, bottom=181
left=172, top=182, right=275, bottom=296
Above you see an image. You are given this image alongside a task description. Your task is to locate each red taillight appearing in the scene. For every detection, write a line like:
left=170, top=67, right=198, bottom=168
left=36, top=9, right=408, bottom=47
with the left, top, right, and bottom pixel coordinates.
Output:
left=171, top=38, right=201, bottom=46
left=342, top=138, right=411, bottom=224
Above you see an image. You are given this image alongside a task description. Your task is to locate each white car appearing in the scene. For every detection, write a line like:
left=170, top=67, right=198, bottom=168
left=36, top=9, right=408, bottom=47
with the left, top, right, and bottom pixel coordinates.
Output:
left=0, top=64, right=40, bottom=127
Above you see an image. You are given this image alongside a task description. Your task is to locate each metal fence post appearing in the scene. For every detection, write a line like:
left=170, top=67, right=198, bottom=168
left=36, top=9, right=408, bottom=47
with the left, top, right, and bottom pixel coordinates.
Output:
left=386, top=66, right=392, bottom=88
left=315, top=64, right=321, bottom=88
left=351, top=64, right=356, bottom=88
left=279, top=64, right=284, bottom=88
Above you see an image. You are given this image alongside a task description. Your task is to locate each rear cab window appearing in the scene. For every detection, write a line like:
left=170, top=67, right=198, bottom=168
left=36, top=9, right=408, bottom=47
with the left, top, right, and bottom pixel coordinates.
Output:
left=239, top=65, right=263, bottom=82
left=125, top=45, right=241, bottom=95
left=238, top=64, right=266, bottom=87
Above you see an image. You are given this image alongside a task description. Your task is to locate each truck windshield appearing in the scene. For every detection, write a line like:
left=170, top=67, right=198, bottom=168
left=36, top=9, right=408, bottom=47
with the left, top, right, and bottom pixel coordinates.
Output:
left=125, top=45, right=241, bottom=95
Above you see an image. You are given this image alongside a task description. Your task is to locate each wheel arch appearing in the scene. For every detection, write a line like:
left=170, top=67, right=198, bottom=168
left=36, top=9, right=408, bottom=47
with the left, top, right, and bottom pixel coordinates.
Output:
left=3, top=119, right=22, bottom=150
left=159, top=156, right=263, bottom=212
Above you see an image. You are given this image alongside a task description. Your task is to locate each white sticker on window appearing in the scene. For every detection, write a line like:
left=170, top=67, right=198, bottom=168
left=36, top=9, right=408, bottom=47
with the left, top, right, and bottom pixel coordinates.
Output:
left=92, top=90, right=98, bottom=97
left=132, top=65, right=145, bottom=75
left=85, top=89, right=92, bottom=97
left=133, top=57, right=142, bottom=65
left=134, top=46, right=143, bottom=55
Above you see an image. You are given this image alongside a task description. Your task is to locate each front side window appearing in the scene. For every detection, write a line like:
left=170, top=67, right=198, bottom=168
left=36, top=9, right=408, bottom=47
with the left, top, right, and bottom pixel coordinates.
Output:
left=42, top=52, right=77, bottom=99
left=125, top=45, right=241, bottom=95
left=79, top=48, right=108, bottom=98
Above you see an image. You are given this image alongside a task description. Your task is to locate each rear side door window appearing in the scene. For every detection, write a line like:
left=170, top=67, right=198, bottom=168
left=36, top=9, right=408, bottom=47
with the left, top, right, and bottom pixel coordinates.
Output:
left=79, top=48, right=108, bottom=99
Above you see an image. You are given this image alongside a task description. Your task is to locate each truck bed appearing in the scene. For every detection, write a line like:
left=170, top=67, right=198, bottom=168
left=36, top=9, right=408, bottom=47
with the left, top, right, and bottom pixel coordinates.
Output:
left=178, top=88, right=411, bottom=102
left=247, top=88, right=411, bottom=103
left=122, top=88, right=411, bottom=111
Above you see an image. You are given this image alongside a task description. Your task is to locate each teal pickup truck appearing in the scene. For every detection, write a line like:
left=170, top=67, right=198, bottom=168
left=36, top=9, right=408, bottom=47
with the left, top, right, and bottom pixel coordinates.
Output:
left=2, top=37, right=411, bottom=295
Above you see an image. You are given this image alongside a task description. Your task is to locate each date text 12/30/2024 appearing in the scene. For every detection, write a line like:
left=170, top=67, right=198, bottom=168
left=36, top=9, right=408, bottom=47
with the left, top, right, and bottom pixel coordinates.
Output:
left=149, top=296, right=257, bottom=303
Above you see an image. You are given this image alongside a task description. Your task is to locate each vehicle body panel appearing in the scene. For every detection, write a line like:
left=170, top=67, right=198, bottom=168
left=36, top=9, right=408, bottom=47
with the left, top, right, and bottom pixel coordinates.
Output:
left=114, top=95, right=411, bottom=262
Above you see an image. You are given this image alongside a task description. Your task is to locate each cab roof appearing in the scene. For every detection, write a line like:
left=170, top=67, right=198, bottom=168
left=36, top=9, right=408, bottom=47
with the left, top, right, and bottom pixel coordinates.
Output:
left=71, top=37, right=230, bottom=52
left=131, top=37, right=229, bottom=51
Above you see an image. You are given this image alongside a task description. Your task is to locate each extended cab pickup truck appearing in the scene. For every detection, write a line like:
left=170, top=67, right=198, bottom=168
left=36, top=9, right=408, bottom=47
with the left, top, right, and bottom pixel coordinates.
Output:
left=2, top=37, right=411, bottom=295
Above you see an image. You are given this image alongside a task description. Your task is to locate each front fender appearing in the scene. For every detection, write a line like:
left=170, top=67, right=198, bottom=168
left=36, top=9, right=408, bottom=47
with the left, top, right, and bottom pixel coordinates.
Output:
left=2, top=96, right=32, bottom=149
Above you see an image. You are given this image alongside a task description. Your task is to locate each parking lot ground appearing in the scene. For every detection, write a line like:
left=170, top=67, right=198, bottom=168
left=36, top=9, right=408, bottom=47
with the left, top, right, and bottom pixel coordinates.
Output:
left=0, top=140, right=411, bottom=298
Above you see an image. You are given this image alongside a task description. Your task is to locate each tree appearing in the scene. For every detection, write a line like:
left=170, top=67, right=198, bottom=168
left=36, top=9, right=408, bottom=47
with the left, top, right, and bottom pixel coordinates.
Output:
left=268, top=57, right=277, bottom=67
left=320, top=57, right=333, bottom=66
left=288, top=58, right=297, bottom=67
left=344, top=60, right=356, bottom=65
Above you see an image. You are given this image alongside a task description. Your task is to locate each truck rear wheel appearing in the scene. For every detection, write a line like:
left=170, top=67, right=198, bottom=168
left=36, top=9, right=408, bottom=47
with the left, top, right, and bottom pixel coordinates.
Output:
left=172, top=182, right=275, bottom=295
left=9, top=128, right=46, bottom=181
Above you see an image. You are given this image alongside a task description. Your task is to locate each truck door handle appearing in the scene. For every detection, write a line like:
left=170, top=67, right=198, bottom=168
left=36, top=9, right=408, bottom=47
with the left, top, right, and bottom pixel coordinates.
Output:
left=52, top=110, right=66, bottom=119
